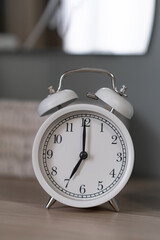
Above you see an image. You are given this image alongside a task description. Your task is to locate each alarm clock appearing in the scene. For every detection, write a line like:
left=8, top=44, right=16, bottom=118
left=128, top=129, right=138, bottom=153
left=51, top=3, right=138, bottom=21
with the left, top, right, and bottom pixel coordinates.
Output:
left=32, top=68, right=134, bottom=211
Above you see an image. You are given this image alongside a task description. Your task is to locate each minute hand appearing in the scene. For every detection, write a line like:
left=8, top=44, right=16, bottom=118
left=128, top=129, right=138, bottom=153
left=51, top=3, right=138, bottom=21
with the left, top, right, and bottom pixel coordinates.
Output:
left=82, top=120, right=86, bottom=152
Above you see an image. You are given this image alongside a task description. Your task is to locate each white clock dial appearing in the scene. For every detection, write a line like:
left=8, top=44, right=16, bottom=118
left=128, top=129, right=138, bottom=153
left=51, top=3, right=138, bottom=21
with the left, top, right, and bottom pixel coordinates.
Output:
left=32, top=104, right=134, bottom=208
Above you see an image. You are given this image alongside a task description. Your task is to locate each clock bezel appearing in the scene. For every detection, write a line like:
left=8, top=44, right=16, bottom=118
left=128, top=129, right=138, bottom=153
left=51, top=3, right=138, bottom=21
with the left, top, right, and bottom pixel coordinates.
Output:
left=32, top=103, right=134, bottom=208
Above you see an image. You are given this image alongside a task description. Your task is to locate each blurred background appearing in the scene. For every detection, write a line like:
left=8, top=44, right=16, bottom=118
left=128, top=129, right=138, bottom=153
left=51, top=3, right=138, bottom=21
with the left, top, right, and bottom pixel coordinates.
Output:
left=0, top=0, right=159, bottom=179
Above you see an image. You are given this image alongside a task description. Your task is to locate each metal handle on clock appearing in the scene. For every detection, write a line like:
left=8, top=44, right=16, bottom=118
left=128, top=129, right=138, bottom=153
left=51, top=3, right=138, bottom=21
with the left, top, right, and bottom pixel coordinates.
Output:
left=57, top=67, right=125, bottom=95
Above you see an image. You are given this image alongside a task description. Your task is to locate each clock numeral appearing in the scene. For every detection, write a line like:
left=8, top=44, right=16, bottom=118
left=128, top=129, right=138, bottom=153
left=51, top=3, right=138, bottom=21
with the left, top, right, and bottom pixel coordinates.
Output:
left=116, top=152, right=123, bottom=162
left=51, top=166, right=57, bottom=176
left=64, top=179, right=70, bottom=188
left=66, top=123, right=73, bottom=132
left=109, top=169, right=116, bottom=178
left=100, top=123, right=104, bottom=132
left=54, top=134, right=62, bottom=144
left=82, top=118, right=91, bottom=127
left=46, top=149, right=53, bottom=159
left=79, top=184, right=86, bottom=194
left=97, top=181, right=103, bottom=191
left=111, top=135, right=117, bottom=144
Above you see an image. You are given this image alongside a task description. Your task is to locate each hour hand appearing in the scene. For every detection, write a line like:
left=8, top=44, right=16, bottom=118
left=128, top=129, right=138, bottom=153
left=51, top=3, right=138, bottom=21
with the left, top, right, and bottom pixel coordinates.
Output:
left=82, top=119, right=86, bottom=152
left=69, top=151, right=88, bottom=180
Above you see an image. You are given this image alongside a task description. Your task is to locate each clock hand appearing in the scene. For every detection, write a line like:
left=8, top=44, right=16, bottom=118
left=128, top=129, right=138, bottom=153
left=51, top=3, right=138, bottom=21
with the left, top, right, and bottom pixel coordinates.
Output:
left=69, top=156, right=83, bottom=180
left=82, top=120, right=86, bottom=152
left=69, top=151, right=88, bottom=180
left=69, top=121, right=88, bottom=180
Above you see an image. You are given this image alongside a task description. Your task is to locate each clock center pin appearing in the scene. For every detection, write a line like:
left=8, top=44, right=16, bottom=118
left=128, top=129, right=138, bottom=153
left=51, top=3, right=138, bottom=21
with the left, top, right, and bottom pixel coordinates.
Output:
left=79, top=151, right=88, bottom=160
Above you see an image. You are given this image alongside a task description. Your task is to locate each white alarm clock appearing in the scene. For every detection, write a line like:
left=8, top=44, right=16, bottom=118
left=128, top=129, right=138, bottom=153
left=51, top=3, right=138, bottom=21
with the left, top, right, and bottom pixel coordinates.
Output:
left=32, top=68, right=134, bottom=211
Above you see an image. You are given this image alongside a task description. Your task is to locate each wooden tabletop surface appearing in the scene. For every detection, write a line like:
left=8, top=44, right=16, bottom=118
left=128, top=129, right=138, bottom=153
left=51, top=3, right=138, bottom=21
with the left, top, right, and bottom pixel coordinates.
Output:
left=0, top=177, right=160, bottom=240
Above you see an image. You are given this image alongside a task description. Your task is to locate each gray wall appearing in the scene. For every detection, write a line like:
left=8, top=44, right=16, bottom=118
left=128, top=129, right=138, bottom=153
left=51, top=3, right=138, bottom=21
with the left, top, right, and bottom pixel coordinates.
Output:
left=0, top=2, right=160, bottom=178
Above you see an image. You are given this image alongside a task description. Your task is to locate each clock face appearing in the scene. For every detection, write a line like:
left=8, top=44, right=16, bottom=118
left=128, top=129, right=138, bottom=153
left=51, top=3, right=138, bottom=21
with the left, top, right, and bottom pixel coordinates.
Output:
left=33, top=104, right=134, bottom=208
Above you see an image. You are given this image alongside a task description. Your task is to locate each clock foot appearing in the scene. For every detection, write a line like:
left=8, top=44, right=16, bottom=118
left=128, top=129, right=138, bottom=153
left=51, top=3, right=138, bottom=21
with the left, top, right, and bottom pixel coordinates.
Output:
left=108, top=198, right=120, bottom=212
left=110, top=107, right=115, bottom=113
left=46, top=197, right=56, bottom=209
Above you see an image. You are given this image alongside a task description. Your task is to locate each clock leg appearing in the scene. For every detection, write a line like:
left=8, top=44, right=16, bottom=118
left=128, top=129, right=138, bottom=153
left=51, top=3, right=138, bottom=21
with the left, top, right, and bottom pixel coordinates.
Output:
left=46, top=196, right=56, bottom=209
left=108, top=198, right=120, bottom=212
left=110, top=107, right=115, bottom=113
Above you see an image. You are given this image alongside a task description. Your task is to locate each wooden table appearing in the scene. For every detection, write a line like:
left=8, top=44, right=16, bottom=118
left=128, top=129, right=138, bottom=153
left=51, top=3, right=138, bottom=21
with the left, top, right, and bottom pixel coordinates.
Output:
left=0, top=177, right=160, bottom=240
